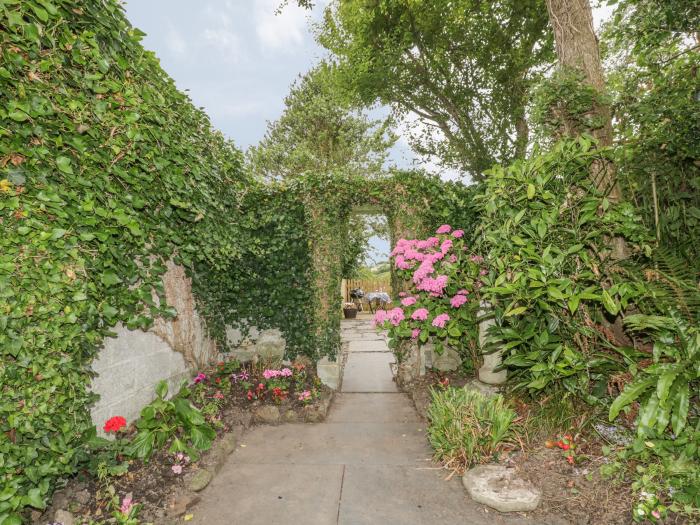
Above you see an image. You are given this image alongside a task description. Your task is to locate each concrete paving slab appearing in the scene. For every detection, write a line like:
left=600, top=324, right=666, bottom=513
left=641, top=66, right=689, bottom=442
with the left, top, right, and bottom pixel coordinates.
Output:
left=191, top=463, right=343, bottom=525
left=338, top=465, right=530, bottom=525
left=328, top=393, right=421, bottom=423
left=342, top=353, right=397, bottom=393
left=232, top=422, right=430, bottom=466
left=347, top=340, right=390, bottom=353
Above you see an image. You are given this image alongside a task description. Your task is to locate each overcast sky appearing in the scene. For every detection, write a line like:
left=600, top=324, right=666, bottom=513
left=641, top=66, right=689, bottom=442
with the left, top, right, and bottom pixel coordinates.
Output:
left=122, top=0, right=612, bottom=263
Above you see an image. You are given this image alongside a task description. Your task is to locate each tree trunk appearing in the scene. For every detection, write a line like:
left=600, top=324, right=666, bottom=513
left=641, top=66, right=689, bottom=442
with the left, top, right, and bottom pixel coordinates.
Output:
left=545, top=0, right=626, bottom=259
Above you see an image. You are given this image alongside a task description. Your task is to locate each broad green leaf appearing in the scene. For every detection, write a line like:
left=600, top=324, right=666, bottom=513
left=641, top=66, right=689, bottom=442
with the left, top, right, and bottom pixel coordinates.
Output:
left=601, top=290, right=618, bottom=316
left=504, top=306, right=527, bottom=317
left=527, top=183, right=535, bottom=199
left=609, top=376, right=656, bottom=421
left=671, top=382, right=689, bottom=435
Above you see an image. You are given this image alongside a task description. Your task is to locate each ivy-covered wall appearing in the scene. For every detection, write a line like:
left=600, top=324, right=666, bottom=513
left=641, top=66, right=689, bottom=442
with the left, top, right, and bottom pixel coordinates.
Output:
left=0, top=0, right=251, bottom=518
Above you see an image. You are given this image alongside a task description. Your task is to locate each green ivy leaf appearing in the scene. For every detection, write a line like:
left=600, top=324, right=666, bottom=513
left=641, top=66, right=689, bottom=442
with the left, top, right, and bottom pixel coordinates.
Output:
left=55, top=156, right=74, bottom=174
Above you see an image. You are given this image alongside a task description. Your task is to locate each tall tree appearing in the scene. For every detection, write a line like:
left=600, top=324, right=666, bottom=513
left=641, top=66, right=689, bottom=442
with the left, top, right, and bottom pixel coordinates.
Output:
left=247, top=62, right=395, bottom=179
left=544, top=0, right=622, bottom=203
left=316, top=0, right=554, bottom=180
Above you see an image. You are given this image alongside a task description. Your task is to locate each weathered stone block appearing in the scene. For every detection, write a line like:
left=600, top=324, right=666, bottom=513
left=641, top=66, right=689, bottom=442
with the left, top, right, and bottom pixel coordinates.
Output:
left=463, top=465, right=541, bottom=512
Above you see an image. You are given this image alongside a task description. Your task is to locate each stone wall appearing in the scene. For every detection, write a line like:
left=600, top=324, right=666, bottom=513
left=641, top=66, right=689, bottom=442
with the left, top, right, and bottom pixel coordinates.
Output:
left=90, top=261, right=219, bottom=431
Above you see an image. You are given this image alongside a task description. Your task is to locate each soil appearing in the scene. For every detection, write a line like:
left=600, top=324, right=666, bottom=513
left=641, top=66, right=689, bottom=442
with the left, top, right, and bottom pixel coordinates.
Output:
left=34, top=359, right=332, bottom=525
left=399, top=368, right=677, bottom=525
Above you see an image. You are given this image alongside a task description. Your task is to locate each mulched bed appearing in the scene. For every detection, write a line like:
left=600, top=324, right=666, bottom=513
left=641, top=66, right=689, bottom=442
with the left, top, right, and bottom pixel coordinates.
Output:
left=398, top=368, right=672, bottom=525
left=34, top=358, right=332, bottom=525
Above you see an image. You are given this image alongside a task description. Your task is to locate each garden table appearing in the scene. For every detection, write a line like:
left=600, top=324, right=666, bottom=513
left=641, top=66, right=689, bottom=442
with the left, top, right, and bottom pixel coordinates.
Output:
left=366, top=291, right=391, bottom=313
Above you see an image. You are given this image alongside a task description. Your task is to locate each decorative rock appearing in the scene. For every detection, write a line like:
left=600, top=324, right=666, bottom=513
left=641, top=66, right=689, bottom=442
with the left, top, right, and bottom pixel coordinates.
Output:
left=430, top=346, right=461, bottom=372
left=283, top=409, right=299, bottom=423
left=54, top=509, right=76, bottom=525
left=187, top=469, right=213, bottom=492
left=74, top=488, right=91, bottom=505
left=253, top=405, right=280, bottom=424
left=462, top=465, right=541, bottom=513
left=464, top=379, right=500, bottom=397
left=203, top=433, right=237, bottom=474
left=167, top=492, right=200, bottom=517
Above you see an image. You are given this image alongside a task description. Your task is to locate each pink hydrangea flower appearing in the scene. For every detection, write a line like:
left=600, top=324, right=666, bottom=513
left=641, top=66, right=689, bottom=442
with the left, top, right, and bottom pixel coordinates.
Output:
left=432, top=313, right=450, bottom=328
left=416, top=275, right=448, bottom=295
left=440, top=239, right=453, bottom=254
left=373, top=309, right=389, bottom=326
left=436, top=224, right=452, bottom=234
left=388, top=307, right=405, bottom=326
left=411, top=328, right=421, bottom=339
left=394, top=255, right=412, bottom=270
left=411, top=308, right=429, bottom=321
left=450, top=294, right=468, bottom=308
left=452, top=229, right=464, bottom=238
left=413, top=260, right=435, bottom=283
left=401, top=296, right=416, bottom=307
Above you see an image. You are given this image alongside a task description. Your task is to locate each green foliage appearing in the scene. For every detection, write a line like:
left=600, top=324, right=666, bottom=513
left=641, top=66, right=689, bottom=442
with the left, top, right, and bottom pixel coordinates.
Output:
left=247, top=62, right=395, bottom=180
left=475, top=139, right=652, bottom=400
left=427, top=387, right=516, bottom=469
left=603, top=1, right=700, bottom=265
left=609, top=312, right=699, bottom=438
left=127, top=381, right=215, bottom=461
left=0, top=0, right=248, bottom=520
left=531, top=69, right=611, bottom=144
left=317, top=0, right=554, bottom=178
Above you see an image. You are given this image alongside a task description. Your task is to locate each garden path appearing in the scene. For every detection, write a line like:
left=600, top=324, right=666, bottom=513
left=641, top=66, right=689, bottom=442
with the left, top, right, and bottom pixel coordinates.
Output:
left=189, top=319, right=531, bottom=524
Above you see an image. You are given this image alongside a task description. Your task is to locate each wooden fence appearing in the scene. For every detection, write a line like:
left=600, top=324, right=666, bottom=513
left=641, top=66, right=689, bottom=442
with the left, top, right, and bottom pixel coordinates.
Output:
left=343, top=278, right=392, bottom=310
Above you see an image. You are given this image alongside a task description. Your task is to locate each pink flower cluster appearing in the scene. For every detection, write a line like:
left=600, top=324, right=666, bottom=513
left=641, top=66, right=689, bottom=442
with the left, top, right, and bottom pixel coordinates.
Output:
left=263, top=368, right=292, bottom=380
left=450, top=294, right=468, bottom=308
left=401, top=296, right=417, bottom=307
left=374, top=307, right=405, bottom=326
left=432, top=313, right=450, bottom=328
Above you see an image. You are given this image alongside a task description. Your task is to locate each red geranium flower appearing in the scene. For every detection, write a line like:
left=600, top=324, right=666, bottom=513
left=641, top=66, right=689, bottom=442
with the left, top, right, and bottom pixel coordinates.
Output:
left=104, top=416, right=127, bottom=433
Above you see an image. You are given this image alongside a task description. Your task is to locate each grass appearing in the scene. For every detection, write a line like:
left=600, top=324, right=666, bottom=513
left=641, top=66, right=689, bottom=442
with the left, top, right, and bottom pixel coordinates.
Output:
left=427, top=386, right=517, bottom=472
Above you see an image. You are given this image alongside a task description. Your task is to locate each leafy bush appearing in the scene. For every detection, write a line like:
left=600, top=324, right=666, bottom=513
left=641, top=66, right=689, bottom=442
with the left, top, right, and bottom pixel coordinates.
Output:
left=475, top=139, right=652, bottom=401
left=126, top=381, right=215, bottom=462
left=373, top=224, right=483, bottom=365
left=609, top=312, right=699, bottom=438
left=427, top=387, right=516, bottom=470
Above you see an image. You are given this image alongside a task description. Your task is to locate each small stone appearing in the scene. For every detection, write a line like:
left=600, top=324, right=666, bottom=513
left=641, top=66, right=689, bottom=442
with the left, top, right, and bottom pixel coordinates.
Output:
left=54, top=509, right=76, bottom=525
left=283, top=410, right=299, bottom=423
left=303, top=405, right=323, bottom=423
left=462, top=465, right=541, bottom=513
left=430, top=346, right=461, bottom=372
left=188, top=469, right=213, bottom=492
left=464, top=379, right=500, bottom=397
left=74, top=489, right=91, bottom=505
left=167, top=493, right=201, bottom=517
left=253, top=405, right=280, bottom=424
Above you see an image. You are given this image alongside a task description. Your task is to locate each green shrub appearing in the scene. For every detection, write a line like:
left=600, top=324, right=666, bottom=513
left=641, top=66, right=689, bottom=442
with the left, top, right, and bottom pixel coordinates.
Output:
left=609, top=311, right=699, bottom=438
left=475, top=139, right=652, bottom=401
left=427, top=387, right=516, bottom=470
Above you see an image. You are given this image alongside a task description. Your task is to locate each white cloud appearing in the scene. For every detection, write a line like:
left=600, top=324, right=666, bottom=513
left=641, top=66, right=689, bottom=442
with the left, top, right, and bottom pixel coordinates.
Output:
left=165, top=24, right=187, bottom=56
left=254, top=0, right=306, bottom=53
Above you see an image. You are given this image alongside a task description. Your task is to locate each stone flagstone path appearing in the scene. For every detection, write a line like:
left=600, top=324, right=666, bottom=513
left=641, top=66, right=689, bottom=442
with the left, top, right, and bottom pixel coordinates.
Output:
left=190, top=319, right=531, bottom=525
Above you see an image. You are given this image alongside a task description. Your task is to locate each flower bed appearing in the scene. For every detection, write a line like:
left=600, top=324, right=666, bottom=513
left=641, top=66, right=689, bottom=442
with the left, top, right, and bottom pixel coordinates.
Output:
left=35, top=359, right=331, bottom=524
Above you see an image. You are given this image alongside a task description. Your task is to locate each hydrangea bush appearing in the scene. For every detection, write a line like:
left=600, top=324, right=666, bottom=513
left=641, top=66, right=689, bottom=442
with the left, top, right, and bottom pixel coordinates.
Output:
left=374, top=224, right=487, bottom=366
